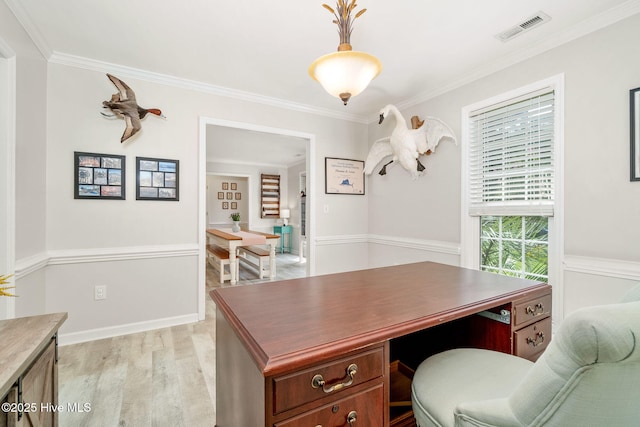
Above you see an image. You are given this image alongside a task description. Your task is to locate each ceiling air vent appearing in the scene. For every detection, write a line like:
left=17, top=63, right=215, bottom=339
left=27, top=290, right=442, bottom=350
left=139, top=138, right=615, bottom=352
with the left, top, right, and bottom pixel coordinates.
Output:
left=495, top=11, right=551, bottom=42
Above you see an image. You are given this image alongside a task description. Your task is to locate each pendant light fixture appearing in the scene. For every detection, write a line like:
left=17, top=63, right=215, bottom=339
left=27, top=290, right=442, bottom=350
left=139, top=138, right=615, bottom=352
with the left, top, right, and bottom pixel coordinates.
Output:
left=309, top=1, right=382, bottom=106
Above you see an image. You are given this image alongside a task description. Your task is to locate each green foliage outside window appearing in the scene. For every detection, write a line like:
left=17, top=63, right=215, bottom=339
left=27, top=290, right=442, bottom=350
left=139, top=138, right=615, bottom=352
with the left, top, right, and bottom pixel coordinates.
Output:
left=481, top=216, right=548, bottom=282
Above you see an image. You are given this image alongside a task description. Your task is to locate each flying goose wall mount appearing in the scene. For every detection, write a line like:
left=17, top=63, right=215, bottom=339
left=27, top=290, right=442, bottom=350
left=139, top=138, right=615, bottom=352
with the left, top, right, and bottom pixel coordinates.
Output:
left=364, top=104, right=457, bottom=179
left=101, top=74, right=165, bottom=143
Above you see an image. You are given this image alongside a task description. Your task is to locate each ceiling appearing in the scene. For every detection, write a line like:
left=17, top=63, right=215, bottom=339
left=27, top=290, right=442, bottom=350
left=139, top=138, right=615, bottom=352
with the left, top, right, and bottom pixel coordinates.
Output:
left=206, top=125, right=307, bottom=167
left=8, top=0, right=640, bottom=164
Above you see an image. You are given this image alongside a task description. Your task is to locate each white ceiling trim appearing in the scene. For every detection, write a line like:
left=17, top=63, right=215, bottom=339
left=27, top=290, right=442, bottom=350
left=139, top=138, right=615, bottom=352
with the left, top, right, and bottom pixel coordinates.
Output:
left=48, top=51, right=369, bottom=124
left=395, top=0, right=640, bottom=115
left=4, top=0, right=52, bottom=59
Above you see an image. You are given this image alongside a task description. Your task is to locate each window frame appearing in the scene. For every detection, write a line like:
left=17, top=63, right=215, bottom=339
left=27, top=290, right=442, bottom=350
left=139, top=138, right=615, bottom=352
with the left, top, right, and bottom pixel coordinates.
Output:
left=461, top=74, right=565, bottom=322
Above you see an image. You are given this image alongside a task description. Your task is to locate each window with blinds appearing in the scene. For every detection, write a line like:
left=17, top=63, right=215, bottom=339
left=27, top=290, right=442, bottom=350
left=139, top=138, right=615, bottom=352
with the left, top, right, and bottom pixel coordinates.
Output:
left=468, top=89, right=555, bottom=217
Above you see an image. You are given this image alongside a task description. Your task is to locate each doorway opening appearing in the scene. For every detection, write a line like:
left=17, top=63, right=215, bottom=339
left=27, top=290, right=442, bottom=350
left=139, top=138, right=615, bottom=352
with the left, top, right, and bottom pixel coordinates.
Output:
left=198, top=117, right=316, bottom=319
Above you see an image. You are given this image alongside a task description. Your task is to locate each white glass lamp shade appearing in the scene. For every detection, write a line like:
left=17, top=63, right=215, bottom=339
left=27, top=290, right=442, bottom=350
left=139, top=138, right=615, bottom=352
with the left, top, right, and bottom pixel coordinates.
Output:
left=280, top=209, right=291, bottom=225
left=309, top=50, right=381, bottom=105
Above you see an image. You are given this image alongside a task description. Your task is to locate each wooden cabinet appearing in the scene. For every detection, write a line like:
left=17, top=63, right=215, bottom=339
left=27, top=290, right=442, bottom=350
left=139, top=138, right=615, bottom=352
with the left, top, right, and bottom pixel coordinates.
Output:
left=0, top=313, right=67, bottom=427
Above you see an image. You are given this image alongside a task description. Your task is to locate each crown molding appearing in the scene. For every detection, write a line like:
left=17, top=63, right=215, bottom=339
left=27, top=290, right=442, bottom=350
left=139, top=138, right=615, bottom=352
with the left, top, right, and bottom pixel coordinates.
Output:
left=396, top=0, right=640, bottom=113
left=48, top=51, right=369, bottom=124
left=3, top=0, right=51, bottom=59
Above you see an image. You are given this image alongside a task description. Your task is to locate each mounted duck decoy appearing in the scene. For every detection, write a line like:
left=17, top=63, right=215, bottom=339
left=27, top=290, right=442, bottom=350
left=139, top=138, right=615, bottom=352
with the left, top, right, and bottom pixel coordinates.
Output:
left=364, top=104, right=457, bottom=179
left=101, top=74, right=165, bottom=143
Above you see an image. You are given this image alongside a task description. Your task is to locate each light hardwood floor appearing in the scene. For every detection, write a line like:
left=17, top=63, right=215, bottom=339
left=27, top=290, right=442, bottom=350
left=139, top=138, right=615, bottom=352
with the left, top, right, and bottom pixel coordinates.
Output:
left=58, top=254, right=306, bottom=426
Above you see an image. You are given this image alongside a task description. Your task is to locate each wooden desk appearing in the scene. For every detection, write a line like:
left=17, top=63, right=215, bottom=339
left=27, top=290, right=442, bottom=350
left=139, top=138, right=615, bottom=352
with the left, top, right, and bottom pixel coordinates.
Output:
left=206, top=228, right=280, bottom=284
left=210, top=262, right=551, bottom=426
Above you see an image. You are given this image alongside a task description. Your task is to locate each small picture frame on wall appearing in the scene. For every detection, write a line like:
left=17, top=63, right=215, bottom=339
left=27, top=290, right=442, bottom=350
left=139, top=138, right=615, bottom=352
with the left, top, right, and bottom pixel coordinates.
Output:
left=631, top=87, right=640, bottom=181
left=231, top=182, right=237, bottom=190
left=222, top=202, right=229, bottom=209
left=74, top=152, right=125, bottom=200
left=217, top=192, right=224, bottom=200
left=235, top=192, right=241, bottom=200
left=226, top=192, right=233, bottom=200
left=222, top=182, right=229, bottom=190
left=231, top=202, right=237, bottom=209
left=325, top=157, right=365, bottom=195
left=136, top=157, right=179, bottom=201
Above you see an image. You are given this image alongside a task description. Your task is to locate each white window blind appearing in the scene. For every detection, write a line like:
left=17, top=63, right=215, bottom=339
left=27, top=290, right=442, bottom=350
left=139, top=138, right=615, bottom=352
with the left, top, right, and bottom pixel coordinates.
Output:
left=468, top=88, right=555, bottom=216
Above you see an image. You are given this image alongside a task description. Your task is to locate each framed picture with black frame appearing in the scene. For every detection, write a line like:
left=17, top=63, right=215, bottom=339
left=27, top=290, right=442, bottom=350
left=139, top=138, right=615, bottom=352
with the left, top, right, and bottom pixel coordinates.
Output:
left=324, top=157, right=365, bottom=195
left=74, top=151, right=125, bottom=199
left=631, top=87, right=640, bottom=181
left=136, top=157, right=179, bottom=200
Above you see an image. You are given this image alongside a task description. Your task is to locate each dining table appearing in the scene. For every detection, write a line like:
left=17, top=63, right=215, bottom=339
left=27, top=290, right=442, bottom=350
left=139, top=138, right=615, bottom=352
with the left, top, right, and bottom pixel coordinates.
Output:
left=206, top=228, right=280, bottom=285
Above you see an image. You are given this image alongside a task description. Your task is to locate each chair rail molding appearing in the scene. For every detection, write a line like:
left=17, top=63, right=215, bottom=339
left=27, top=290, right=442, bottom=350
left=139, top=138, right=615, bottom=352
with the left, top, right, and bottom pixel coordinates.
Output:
left=368, top=234, right=460, bottom=255
left=15, top=244, right=199, bottom=279
left=564, top=255, right=640, bottom=281
left=314, top=233, right=460, bottom=256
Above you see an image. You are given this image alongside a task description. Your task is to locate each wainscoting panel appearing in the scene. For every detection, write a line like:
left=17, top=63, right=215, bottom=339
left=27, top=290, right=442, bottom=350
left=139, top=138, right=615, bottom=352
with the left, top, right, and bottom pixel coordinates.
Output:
left=563, top=255, right=640, bottom=316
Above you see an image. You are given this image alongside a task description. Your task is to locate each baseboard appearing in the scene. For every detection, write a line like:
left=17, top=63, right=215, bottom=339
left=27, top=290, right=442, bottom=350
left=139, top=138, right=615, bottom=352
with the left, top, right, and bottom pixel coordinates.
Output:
left=58, top=313, right=200, bottom=346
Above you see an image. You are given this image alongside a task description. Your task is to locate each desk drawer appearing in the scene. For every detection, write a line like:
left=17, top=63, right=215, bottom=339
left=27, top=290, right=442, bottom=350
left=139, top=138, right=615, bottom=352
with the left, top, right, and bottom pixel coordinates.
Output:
left=513, top=294, right=552, bottom=327
left=514, top=317, right=551, bottom=361
left=273, top=347, right=384, bottom=414
left=274, top=383, right=384, bottom=427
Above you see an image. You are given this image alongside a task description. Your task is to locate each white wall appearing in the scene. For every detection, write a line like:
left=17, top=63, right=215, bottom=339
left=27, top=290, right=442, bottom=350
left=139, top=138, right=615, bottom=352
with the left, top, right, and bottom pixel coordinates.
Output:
left=0, top=1, right=48, bottom=318
left=206, top=174, right=249, bottom=228
left=206, top=162, right=287, bottom=234
left=366, top=13, right=640, bottom=318
left=38, top=61, right=369, bottom=341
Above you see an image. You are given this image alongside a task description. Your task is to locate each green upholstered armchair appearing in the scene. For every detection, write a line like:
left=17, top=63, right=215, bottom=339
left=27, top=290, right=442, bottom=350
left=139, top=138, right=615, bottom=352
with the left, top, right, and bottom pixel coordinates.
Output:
left=411, top=285, right=640, bottom=427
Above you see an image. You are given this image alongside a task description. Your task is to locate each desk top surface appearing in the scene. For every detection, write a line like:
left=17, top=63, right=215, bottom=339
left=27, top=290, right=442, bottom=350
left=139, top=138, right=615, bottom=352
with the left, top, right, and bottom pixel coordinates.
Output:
left=211, top=262, right=550, bottom=376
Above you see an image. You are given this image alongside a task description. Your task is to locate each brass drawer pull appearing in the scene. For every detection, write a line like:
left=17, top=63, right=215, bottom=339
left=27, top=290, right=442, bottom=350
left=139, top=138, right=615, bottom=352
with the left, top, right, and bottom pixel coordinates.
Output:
left=526, top=331, right=545, bottom=347
left=313, top=410, right=357, bottom=427
left=347, top=410, right=357, bottom=426
left=311, top=363, right=358, bottom=393
left=525, top=303, right=544, bottom=316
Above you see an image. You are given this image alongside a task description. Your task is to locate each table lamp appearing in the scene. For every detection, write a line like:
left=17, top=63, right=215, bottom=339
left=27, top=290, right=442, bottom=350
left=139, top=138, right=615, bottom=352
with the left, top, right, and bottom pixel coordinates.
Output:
left=280, top=209, right=290, bottom=226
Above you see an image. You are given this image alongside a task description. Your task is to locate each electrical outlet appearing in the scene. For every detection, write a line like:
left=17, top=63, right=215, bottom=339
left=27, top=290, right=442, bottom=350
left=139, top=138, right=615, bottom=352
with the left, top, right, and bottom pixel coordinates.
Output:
left=94, top=285, right=107, bottom=300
